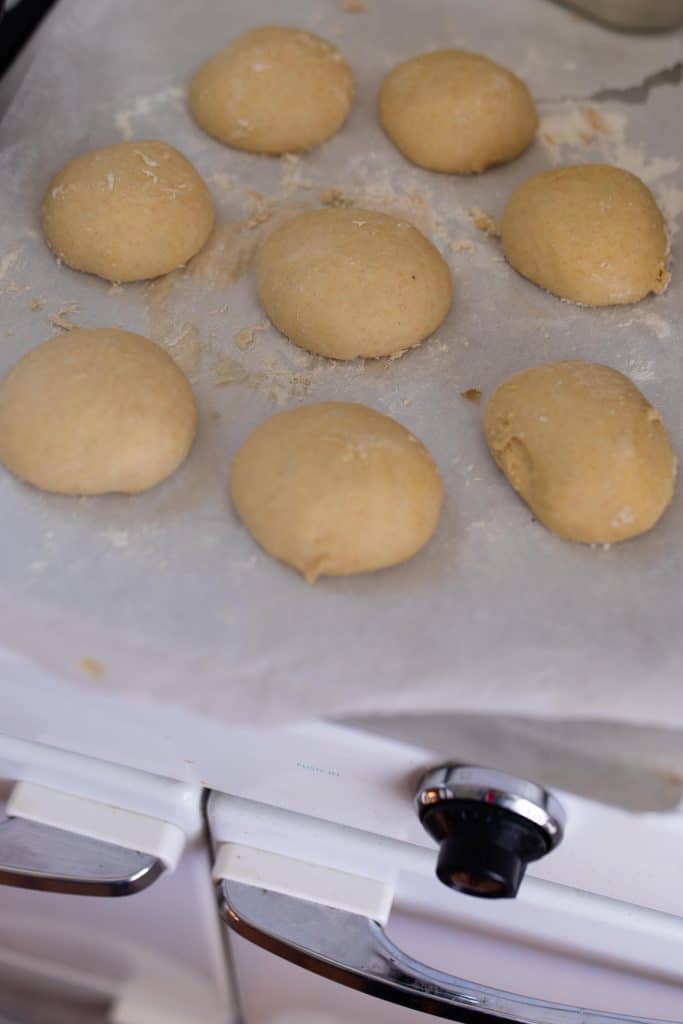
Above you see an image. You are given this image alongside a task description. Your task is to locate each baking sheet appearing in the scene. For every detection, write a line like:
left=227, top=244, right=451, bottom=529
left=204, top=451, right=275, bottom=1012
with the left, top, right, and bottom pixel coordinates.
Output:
left=0, top=0, right=681, bottom=729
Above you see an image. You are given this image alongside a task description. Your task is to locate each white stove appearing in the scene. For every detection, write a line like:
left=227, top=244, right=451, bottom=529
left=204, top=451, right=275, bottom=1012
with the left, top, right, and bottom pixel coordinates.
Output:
left=0, top=2, right=682, bottom=1020
left=0, top=685, right=682, bottom=1023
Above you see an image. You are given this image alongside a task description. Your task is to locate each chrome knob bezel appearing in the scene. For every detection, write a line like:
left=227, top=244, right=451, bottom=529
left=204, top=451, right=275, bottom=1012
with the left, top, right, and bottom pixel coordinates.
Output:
left=416, top=763, right=566, bottom=848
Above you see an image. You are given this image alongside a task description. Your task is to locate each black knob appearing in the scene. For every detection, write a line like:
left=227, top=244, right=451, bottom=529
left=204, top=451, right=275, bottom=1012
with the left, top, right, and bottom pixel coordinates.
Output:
left=416, top=765, right=565, bottom=900
left=420, top=800, right=551, bottom=899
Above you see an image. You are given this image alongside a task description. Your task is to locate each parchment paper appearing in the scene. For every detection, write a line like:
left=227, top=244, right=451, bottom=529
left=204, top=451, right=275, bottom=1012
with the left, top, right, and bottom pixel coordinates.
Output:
left=0, top=0, right=681, bottom=729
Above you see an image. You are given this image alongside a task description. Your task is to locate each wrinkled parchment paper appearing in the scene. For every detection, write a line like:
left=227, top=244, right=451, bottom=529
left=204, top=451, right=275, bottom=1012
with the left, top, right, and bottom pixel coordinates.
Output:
left=0, top=0, right=681, bottom=737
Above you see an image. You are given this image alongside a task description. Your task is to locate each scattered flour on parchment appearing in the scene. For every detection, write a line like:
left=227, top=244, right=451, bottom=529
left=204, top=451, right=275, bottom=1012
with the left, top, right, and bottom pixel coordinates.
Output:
left=161, top=322, right=203, bottom=378
left=627, top=358, right=657, bottom=383
left=280, top=154, right=315, bottom=193
left=619, top=310, right=673, bottom=341
left=317, top=170, right=474, bottom=254
left=114, top=85, right=184, bottom=139
left=235, top=321, right=267, bottom=351
left=210, top=351, right=314, bottom=404
left=540, top=105, right=616, bottom=156
left=103, top=529, right=130, bottom=550
left=469, top=207, right=499, bottom=237
left=319, top=186, right=351, bottom=208
left=0, top=250, right=21, bottom=282
left=47, top=301, right=80, bottom=331
left=638, top=312, right=673, bottom=340
left=657, top=183, right=683, bottom=237
left=243, top=190, right=279, bottom=228
left=450, top=239, right=475, bottom=254
left=211, top=172, right=237, bottom=190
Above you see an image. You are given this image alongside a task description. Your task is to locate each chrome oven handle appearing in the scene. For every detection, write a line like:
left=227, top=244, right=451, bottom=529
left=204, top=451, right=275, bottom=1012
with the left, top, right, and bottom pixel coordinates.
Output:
left=220, top=880, right=678, bottom=1024
left=0, top=815, right=164, bottom=897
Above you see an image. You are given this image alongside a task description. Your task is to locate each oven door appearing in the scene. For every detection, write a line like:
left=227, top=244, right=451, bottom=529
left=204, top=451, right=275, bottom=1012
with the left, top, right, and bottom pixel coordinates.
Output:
left=0, top=736, right=238, bottom=1024
left=221, top=870, right=683, bottom=1024
left=0, top=844, right=237, bottom=1024
left=207, top=722, right=683, bottom=1024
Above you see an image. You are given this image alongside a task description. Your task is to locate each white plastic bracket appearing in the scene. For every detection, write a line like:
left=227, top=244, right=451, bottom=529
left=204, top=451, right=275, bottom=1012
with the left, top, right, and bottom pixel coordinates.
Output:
left=214, top=842, right=393, bottom=925
left=6, top=781, right=186, bottom=871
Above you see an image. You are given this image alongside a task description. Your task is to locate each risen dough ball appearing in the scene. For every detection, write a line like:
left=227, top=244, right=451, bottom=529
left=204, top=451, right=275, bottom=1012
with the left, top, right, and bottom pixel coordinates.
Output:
left=231, top=402, right=443, bottom=581
left=501, top=165, right=669, bottom=306
left=0, top=328, right=197, bottom=495
left=257, top=207, right=453, bottom=360
left=42, top=141, right=214, bottom=283
left=484, top=361, right=676, bottom=544
left=189, top=26, right=354, bottom=154
left=378, top=50, right=537, bottom=173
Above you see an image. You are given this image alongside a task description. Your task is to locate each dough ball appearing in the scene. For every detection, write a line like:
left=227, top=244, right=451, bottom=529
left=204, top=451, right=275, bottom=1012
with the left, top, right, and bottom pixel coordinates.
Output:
left=484, top=361, right=676, bottom=544
left=189, top=26, right=354, bottom=154
left=501, top=164, right=669, bottom=306
left=378, top=49, right=537, bottom=173
left=42, top=141, right=215, bottom=283
left=231, top=402, right=443, bottom=581
left=0, top=328, right=197, bottom=495
left=256, top=207, right=453, bottom=360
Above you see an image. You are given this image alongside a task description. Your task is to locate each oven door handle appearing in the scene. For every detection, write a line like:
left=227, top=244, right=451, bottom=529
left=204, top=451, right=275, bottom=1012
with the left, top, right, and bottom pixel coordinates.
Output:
left=220, top=880, right=677, bottom=1024
left=0, top=815, right=164, bottom=897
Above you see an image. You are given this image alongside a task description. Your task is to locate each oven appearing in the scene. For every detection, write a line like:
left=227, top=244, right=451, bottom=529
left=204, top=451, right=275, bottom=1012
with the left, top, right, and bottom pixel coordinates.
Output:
left=1, top=713, right=682, bottom=1022
left=1, top=1, right=682, bottom=1020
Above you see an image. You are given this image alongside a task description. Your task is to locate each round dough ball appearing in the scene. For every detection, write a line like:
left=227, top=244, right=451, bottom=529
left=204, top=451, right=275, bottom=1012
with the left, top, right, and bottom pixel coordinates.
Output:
left=484, top=361, right=676, bottom=544
left=378, top=49, right=537, bottom=173
left=42, top=141, right=215, bottom=283
left=0, top=328, right=197, bottom=495
left=189, top=26, right=354, bottom=154
left=231, top=402, right=443, bottom=581
left=256, top=207, right=453, bottom=360
left=501, top=164, right=669, bottom=306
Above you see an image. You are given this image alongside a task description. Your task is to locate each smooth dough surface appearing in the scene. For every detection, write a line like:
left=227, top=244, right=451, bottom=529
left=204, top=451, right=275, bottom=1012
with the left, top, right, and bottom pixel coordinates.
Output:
left=484, top=361, right=676, bottom=544
left=189, top=26, right=354, bottom=154
left=501, top=164, right=669, bottom=306
left=378, top=49, right=537, bottom=173
left=256, top=207, right=453, bottom=360
left=0, top=328, right=197, bottom=495
left=42, top=141, right=214, bottom=283
left=231, top=402, right=443, bottom=581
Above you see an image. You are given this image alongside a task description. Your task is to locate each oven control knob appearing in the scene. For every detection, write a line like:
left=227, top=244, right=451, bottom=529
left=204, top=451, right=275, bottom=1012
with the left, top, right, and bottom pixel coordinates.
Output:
left=415, top=764, right=565, bottom=899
